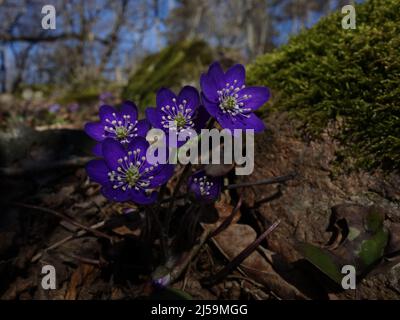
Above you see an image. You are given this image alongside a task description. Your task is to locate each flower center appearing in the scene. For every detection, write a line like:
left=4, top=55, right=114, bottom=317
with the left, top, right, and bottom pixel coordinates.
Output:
left=174, top=112, right=187, bottom=129
left=104, top=113, right=138, bottom=143
left=115, top=126, right=129, bottom=139
left=194, top=176, right=214, bottom=196
left=108, top=149, right=157, bottom=192
left=161, top=98, right=194, bottom=132
left=220, top=96, right=237, bottom=110
left=217, top=81, right=252, bottom=118
left=125, top=164, right=140, bottom=186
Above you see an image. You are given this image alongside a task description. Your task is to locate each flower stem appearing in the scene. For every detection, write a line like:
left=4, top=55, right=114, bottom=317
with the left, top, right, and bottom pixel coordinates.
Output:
left=146, top=205, right=167, bottom=263
left=165, top=164, right=192, bottom=235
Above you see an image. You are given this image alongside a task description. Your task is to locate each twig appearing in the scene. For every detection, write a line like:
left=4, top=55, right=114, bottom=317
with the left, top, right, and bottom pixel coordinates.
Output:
left=60, top=252, right=103, bottom=267
left=226, top=172, right=296, bottom=190
left=0, top=156, right=93, bottom=177
left=253, top=187, right=282, bottom=208
left=203, top=220, right=281, bottom=285
left=10, top=202, right=113, bottom=242
left=31, top=220, right=105, bottom=263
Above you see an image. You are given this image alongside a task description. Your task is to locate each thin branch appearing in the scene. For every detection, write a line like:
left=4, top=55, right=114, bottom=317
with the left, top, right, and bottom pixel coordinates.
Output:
left=10, top=202, right=113, bottom=242
left=203, top=220, right=281, bottom=285
left=31, top=220, right=105, bottom=263
left=0, top=33, right=109, bottom=45
left=98, top=0, right=129, bottom=73
left=60, top=252, right=102, bottom=267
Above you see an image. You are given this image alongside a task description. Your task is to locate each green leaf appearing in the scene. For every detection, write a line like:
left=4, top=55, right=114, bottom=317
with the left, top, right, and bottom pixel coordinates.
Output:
left=298, top=242, right=343, bottom=284
left=358, top=228, right=389, bottom=267
left=365, top=210, right=385, bottom=233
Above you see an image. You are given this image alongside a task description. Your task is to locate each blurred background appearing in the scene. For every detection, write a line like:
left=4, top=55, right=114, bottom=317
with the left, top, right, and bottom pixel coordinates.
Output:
left=0, top=0, right=359, bottom=122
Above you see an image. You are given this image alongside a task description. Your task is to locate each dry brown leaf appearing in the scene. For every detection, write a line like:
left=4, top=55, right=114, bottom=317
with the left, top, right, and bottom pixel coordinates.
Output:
left=65, top=264, right=95, bottom=300
left=214, top=193, right=241, bottom=223
left=42, top=185, right=75, bottom=207
left=112, top=225, right=141, bottom=237
left=212, top=224, right=306, bottom=299
left=1, top=277, right=33, bottom=300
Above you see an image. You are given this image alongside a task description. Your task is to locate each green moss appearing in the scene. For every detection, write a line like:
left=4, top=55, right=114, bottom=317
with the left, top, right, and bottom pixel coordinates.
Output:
left=57, top=86, right=100, bottom=104
left=122, top=40, right=214, bottom=111
left=247, top=0, right=400, bottom=171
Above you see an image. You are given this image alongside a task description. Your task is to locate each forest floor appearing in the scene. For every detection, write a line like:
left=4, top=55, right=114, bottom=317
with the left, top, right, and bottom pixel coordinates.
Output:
left=1, top=100, right=399, bottom=300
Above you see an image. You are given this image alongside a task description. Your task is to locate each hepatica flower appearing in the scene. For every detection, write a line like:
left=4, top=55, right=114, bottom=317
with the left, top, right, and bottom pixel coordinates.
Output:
left=99, top=91, right=114, bottom=103
left=146, top=86, right=209, bottom=147
left=86, top=138, right=174, bottom=204
left=188, top=170, right=222, bottom=202
left=85, top=101, right=150, bottom=155
left=48, top=103, right=61, bottom=113
left=200, top=62, right=270, bottom=133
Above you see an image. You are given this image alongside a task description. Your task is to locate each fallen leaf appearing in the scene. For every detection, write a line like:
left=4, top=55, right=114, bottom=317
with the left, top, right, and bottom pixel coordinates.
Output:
left=214, top=193, right=241, bottom=223
left=42, top=185, right=75, bottom=207
left=65, top=264, right=95, bottom=300
left=211, top=223, right=306, bottom=299
left=104, top=211, right=143, bottom=236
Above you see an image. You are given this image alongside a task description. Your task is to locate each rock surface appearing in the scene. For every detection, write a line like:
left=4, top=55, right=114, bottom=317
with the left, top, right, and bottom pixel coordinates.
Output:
left=238, top=112, right=400, bottom=299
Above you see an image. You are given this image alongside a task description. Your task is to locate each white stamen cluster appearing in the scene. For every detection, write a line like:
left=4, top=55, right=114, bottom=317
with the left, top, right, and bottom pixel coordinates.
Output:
left=161, top=98, right=194, bottom=134
left=107, top=148, right=158, bottom=192
left=217, top=80, right=252, bottom=118
left=193, top=175, right=214, bottom=197
left=103, top=112, right=138, bottom=143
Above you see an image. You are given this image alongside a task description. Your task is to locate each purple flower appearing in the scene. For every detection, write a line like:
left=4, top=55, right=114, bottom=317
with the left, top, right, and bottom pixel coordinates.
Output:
left=48, top=104, right=61, bottom=113
left=99, top=91, right=114, bottom=102
left=68, top=102, right=79, bottom=113
left=145, top=86, right=209, bottom=147
left=86, top=137, right=174, bottom=204
left=200, top=62, right=270, bottom=133
left=188, top=170, right=222, bottom=202
left=85, top=101, right=150, bottom=156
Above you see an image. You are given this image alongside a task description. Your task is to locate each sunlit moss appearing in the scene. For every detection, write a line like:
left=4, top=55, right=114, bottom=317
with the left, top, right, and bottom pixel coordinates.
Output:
left=247, top=0, right=400, bottom=171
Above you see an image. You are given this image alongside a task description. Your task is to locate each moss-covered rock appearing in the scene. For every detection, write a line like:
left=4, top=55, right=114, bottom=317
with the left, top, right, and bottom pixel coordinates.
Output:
left=122, top=40, right=214, bottom=111
left=247, top=0, right=400, bottom=171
